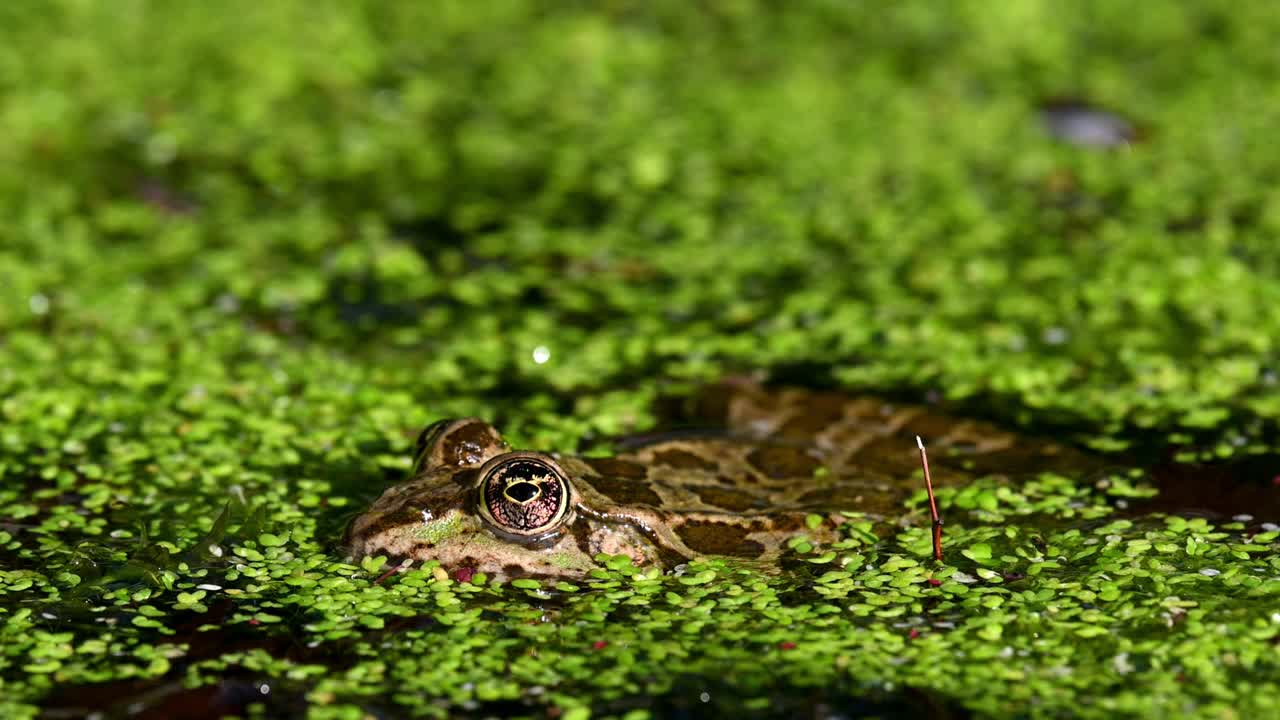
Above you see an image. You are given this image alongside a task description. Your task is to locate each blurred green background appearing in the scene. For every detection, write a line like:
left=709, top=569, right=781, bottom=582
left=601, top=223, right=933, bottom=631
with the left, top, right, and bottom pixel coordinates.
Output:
left=3, top=1, right=1280, bottom=718
left=6, top=1, right=1280, bottom=446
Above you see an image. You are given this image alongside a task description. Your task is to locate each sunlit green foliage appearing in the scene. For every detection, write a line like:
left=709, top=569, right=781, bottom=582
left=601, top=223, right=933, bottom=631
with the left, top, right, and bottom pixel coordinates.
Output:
left=3, top=1, right=1279, bottom=717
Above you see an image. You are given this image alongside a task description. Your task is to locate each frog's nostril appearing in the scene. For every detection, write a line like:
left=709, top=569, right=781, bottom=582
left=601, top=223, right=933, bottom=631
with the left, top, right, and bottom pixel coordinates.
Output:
left=504, top=481, right=541, bottom=505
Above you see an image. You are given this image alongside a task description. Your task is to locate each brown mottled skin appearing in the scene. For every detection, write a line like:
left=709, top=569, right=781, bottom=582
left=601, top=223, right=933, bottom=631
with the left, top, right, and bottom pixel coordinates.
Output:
left=346, top=382, right=1092, bottom=579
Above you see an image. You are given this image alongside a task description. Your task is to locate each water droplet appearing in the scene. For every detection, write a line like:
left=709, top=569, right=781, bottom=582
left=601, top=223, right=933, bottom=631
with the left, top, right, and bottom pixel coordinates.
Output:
left=1043, top=327, right=1069, bottom=345
left=29, top=293, right=50, bottom=315
left=532, top=346, right=551, bottom=364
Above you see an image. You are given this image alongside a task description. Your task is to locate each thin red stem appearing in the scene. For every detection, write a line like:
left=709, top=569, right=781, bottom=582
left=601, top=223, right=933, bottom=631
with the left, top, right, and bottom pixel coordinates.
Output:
left=373, top=559, right=412, bottom=586
left=916, top=435, right=944, bottom=562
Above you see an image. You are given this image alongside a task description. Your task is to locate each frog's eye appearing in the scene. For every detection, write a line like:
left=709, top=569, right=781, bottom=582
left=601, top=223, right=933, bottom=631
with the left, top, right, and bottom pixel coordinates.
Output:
left=476, top=454, right=572, bottom=537
left=415, top=418, right=509, bottom=471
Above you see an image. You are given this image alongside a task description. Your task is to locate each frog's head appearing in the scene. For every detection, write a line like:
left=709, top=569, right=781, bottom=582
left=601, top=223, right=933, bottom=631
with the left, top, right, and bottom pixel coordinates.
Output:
left=347, top=419, right=660, bottom=580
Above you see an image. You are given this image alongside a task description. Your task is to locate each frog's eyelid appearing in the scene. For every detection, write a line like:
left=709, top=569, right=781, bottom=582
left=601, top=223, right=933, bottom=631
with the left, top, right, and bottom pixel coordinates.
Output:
left=410, top=419, right=453, bottom=473
left=414, top=419, right=451, bottom=459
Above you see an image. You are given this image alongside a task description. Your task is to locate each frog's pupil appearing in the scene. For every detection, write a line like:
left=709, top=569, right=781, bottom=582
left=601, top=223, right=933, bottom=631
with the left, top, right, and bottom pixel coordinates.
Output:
left=504, top=481, right=541, bottom=504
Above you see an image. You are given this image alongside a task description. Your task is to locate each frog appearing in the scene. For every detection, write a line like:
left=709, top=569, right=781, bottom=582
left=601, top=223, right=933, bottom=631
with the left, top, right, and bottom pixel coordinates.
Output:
left=346, top=381, right=1092, bottom=580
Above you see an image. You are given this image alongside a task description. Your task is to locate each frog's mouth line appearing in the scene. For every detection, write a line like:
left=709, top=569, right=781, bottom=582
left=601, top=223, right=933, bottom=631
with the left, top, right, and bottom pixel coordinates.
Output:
left=572, top=503, right=691, bottom=568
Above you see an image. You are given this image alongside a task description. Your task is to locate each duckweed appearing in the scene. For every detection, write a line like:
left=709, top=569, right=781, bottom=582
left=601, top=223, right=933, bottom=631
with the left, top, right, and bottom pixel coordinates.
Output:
left=4, top=1, right=1280, bottom=718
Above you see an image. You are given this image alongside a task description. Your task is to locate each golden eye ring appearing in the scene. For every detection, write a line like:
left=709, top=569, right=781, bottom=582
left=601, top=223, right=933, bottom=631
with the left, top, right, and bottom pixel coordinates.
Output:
left=475, top=453, right=572, bottom=538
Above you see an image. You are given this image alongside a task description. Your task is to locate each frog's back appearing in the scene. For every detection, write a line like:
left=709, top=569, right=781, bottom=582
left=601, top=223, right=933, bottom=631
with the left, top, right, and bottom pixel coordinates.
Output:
left=572, top=381, right=1095, bottom=518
